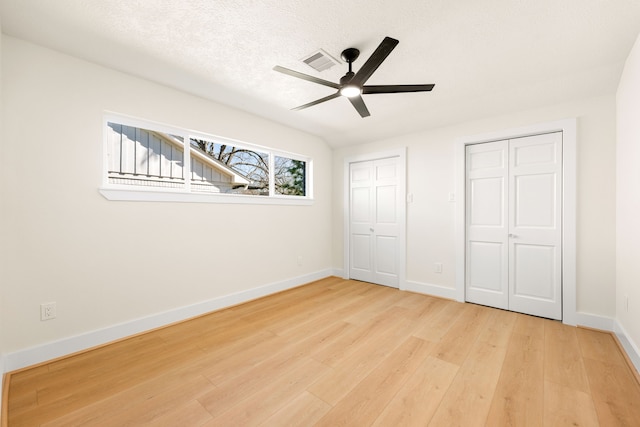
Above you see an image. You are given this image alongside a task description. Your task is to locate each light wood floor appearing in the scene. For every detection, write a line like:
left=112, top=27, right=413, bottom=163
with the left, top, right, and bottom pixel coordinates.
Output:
left=5, top=277, right=640, bottom=426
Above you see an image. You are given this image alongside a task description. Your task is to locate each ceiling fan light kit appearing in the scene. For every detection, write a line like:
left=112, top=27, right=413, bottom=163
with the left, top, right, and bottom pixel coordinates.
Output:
left=339, top=85, right=362, bottom=98
left=274, top=36, right=435, bottom=118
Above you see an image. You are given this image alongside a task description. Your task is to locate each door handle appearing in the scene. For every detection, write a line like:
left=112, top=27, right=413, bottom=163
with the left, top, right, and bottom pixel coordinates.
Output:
left=370, top=228, right=375, bottom=232
left=509, top=233, right=518, bottom=238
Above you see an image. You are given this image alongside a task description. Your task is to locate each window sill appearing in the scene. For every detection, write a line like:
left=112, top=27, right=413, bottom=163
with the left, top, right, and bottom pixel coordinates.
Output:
left=99, top=187, right=315, bottom=206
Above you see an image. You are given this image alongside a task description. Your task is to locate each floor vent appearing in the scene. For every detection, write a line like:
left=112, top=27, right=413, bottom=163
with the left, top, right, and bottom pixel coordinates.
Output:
left=301, top=49, right=340, bottom=72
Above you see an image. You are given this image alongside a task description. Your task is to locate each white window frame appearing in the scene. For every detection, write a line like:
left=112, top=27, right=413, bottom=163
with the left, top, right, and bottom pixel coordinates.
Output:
left=99, top=113, right=314, bottom=205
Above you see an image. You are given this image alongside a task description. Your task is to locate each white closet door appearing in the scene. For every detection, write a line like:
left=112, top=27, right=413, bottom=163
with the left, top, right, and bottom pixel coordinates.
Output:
left=465, top=140, right=509, bottom=309
left=508, top=133, right=563, bottom=320
left=349, top=161, right=374, bottom=283
left=465, top=132, right=563, bottom=320
left=349, top=157, right=400, bottom=288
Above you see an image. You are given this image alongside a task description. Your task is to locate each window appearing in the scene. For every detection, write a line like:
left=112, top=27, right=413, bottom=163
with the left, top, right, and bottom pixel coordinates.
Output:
left=102, top=116, right=312, bottom=204
left=107, top=122, right=186, bottom=189
left=190, top=138, right=269, bottom=195
left=275, top=156, right=306, bottom=196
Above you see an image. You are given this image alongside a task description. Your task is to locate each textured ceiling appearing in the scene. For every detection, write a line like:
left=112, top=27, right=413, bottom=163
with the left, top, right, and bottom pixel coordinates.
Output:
left=2, top=0, right=640, bottom=147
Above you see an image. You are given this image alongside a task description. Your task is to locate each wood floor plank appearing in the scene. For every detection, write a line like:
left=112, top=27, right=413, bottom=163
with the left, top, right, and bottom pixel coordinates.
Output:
left=42, top=370, right=214, bottom=427
left=476, top=308, right=518, bottom=349
left=543, top=380, right=599, bottom=427
left=411, top=298, right=461, bottom=342
left=146, top=400, right=213, bottom=427
left=203, top=358, right=329, bottom=426
left=309, top=305, right=411, bottom=368
left=428, top=334, right=509, bottom=426
left=431, top=302, right=492, bottom=366
left=307, top=313, right=415, bottom=405
left=6, top=278, right=640, bottom=426
left=372, top=355, right=459, bottom=427
left=198, top=311, right=353, bottom=416
left=485, top=331, right=544, bottom=426
left=199, top=331, right=290, bottom=385
left=511, top=311, right=545, bottom=340
left=402, top=294, right=449, bottom=325
left=267, top=282, right=370, bottom=337
left=203, top=318, right=351, bottom=388
left=250, top=283, right=360, bottom=327
left=342, top=283, right=407, bottom=325
left=6, top=364, right=49, bottom=392
left=260, top=391, right=332, bottom=427
left=313, top=336, right=433, bottom=426
left=34, top=335, right=168, bottom=396
left=582, top=356, right=640, bottom=425
left=272, top=282, right=398, bottom=341
left=197, top=350, right=312, bottom=418
left=392, top=291, right=438, bottom=312
left=269, top=287, right=366, bottom=339
left=544, top=319, right=591, bottom=393
left=11, top=341, right=211, bottom=426
left=577, top=327, right=628, bottom=366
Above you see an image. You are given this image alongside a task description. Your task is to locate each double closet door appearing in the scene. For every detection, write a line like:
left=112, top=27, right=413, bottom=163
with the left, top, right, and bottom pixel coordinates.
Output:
left=465, top=132, right=562, bottom=320
left=348, top=157, right=401, bottom=288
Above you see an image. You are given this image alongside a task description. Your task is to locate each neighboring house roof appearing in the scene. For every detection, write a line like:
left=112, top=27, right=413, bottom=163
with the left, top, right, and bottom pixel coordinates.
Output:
left=156, top=132, right=250, bottom=186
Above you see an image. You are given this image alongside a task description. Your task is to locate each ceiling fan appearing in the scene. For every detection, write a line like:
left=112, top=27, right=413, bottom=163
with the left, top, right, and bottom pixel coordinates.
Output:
left=274, top=36, right=435, bottom=118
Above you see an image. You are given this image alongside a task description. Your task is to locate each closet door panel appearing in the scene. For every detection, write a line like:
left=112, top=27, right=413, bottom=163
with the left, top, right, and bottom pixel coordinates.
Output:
left=465, top=141, right=509, bottom=310
left=508, top=132, right=563, bottom=320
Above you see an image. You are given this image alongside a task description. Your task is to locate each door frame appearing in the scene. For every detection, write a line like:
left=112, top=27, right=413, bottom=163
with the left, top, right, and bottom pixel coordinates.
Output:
left=343, top=148, right=407, bottom=289
left=455, top=118, right=577, bottom=325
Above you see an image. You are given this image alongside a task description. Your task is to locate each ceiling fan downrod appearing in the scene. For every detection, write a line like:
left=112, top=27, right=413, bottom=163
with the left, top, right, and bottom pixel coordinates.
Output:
left=339, top=48, right=361, bottom=96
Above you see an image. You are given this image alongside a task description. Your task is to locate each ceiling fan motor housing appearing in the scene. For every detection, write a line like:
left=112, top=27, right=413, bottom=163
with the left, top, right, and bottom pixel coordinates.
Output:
left=341, top=48, right=360, bottom=64
left=340, top=72, right=356, bottom=86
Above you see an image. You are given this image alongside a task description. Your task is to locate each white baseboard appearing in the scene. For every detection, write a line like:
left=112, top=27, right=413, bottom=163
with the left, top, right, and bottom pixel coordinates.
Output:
left=614, top=321, right=640, bottom=375
left=331, top=274, right=458, bottom=301
left=4, top=269, right=333, bottom=373
left=575, top=312, right=616, bottom=331
left=403, top=280, right=457, bottom=300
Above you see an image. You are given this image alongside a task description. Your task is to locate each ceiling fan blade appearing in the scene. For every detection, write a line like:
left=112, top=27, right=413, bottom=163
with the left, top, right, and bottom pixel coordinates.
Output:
left=292, top=92, right=341, bottom=111
left=351, top=37, right=399, bottom=86
left=362, top=84, right=435, bottom=94
left=348, top=95, right=371, bottom=118
left=273, top=66, right=340, bottom=89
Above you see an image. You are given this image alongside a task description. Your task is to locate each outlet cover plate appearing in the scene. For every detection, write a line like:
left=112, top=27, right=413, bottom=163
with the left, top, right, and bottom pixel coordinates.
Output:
left=41, top=302, right=57, bottom=321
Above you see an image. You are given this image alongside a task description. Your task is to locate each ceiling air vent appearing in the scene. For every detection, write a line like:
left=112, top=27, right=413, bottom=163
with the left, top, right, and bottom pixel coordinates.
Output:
left=301, top=49, right=340, bottom=72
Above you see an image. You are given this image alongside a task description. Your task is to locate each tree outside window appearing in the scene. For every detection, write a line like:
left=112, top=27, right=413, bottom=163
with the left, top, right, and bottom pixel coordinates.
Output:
left=192, top=139, right=306, bottom=196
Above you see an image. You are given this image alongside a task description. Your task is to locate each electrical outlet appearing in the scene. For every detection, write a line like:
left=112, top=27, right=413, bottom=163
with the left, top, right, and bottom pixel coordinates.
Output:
left=434, top=262, right=443, bottom=274
left=41, top=302, right=57, bottom=321
left=297, top=255, right=303, bottom=266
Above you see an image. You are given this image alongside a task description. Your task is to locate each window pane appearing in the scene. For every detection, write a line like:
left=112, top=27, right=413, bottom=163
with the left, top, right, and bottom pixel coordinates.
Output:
left=274, top=156, right=306, bottom=196
left=107, top=122, right=185, bottom=189
left=190, top=139, right=269, bottom=195
left=105, top=120, right=311, bottom=200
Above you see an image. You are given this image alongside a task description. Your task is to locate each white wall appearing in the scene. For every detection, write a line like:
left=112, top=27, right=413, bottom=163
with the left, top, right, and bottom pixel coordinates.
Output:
left=333, top=95, right=617, bottom=319
left=0, top=16, right=6, bottom=415
left=616, top=33, right=640, bottom=358
left=0, top=37, right=333, bottom=364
